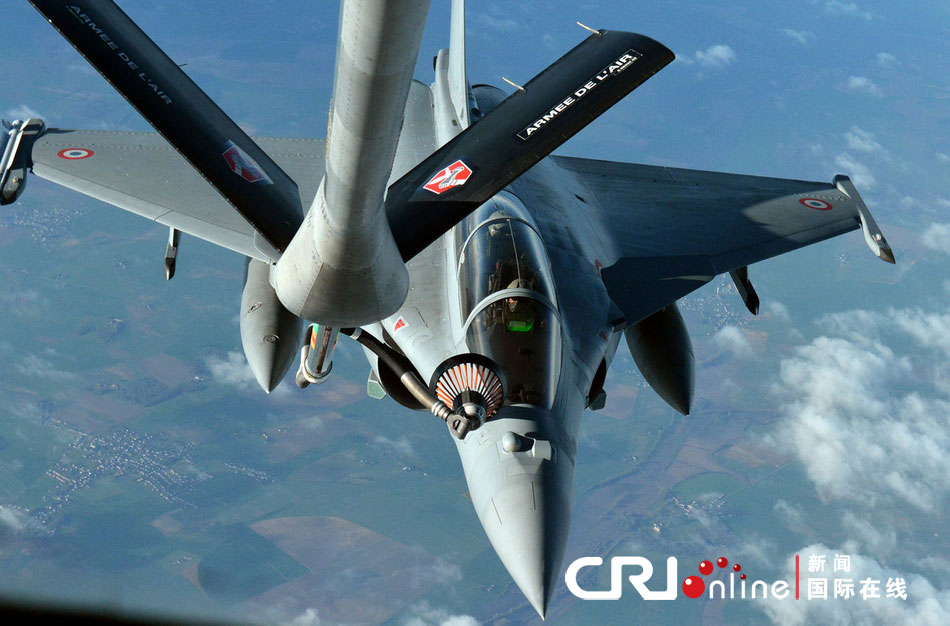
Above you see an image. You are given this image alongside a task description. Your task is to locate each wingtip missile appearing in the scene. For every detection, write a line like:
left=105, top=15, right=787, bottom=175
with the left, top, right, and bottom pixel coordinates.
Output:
left=1, top=118, right=45, bottom=206
left=834, top=175, right=896, bottom=265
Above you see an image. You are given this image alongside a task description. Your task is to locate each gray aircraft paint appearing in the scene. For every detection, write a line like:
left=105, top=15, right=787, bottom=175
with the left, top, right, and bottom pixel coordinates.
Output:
left=273, top=0, right=431, bottom=327
left=9, top=0, right=896, bottom=619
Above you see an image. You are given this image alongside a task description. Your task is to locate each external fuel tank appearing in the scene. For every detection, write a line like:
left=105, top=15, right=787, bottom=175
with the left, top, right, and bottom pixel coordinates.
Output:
left=624, top=303, right=694, bottom=415
left=240, top=258, right=303, bottom=393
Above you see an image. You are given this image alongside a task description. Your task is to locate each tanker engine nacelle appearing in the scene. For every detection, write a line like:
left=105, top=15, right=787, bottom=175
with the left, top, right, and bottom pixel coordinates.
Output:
left=624, top=303, right=695, bottom=415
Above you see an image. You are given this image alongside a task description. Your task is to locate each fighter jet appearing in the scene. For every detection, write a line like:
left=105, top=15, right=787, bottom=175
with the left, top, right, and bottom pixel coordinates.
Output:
left=1, top=0, right=894, bottom=618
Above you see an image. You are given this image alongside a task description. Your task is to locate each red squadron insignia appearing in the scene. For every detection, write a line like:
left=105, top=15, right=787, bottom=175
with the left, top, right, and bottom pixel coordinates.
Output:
left=222, top=140, right=273, bottom=184
left=799, top=197, right=833, bottom=211
left=57, top=148, right=94, bottom=160
left=423, top=160, right=472, bottom=195
left=393, top=317, right=408, bottom=333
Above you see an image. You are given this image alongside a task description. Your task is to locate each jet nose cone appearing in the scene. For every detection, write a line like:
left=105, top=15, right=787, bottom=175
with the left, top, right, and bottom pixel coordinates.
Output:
left=455, top=408, right=574, bottom=620
left=482, top=472, right=569, bottom=619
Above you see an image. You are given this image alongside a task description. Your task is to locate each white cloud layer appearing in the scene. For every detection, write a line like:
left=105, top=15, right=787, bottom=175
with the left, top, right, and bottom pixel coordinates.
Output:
left=921, top=223, right=950, bottom=253
left=834, top=153, right=876, bottom=189
left=757, top=544, right=950, bottom=625
left=2, top=105, right=42, bottom=121
left=774, top=307, right=950, bottom=512
left=847, top=75, right=882, bottom=97
left=844, top=126, right=884, bottom=155
left=283, top=608, right=321, bottom=626
left=764, top=301, right=791, bottom=322
left=205, top=351, right=258, bottom=389
left=0, top=507, right=29, bottom=534
left=403, top=602, right=480, bottom=626
left=783, top=29, right=813, bottom=44
left=16, top=354, right=76, bottom=381
left=373, top=434, right=416, bottom=459
left=695, top=44, right=736, bottom=69
left=474, top=13, right=518, bottom=33
left=825, top=1, right=872, bottom=20
left=876, top=52, right=898, bottom=68
left=714, top=326, right=754, bottom=357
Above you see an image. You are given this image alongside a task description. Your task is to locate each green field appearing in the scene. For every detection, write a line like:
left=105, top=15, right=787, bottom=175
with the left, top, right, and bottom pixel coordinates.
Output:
left=198, top=524, right=309, bottom=603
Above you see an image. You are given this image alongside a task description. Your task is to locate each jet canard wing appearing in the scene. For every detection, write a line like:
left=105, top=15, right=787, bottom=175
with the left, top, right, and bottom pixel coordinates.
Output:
left=28, top=129, right=325, bottom=261
left=552, top=155, right=895, bottom=325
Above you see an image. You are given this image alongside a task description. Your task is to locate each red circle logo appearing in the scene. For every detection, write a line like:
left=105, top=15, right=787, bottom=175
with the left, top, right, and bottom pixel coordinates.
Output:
left=57, top=148, right=94, bottom=160
left=799, top=197, right=832, bottom=210
left=682, top=576, right=705, bottom=599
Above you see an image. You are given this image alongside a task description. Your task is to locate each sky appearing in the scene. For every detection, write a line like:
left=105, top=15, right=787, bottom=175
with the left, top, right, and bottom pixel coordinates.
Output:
left=1, top=1, right=950, bottom=625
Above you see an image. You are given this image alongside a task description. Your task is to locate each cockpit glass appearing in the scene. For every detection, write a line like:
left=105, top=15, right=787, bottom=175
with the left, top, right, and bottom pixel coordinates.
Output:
left=458, top=219, right=556, bottom=320
left=465, top=298, right=560, bottom=409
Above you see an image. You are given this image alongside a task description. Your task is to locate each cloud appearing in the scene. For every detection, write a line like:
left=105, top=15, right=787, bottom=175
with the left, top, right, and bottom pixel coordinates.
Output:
left=937, top=154, right=950, bottom=164
left=756, top=544, right=950, bottom=625
left=373, top=435, right=416, bottom=459
left=714, top=326, right=754, bottom=357
left=284, top=608, right=321, bottom=626
left=1, top=289, right=48, bottom=318
left=847, top=76, right=882, bottom=97
left=824, top=1, right=872, bottom=20
left=764, top=301, right=791, bottom=322
left=922, top=223, right=950, bottom=253
left=840, top=510, right=897, bottom=554
left=16, top=354, right=77, bottom=381
left=204, top=351, right=257, bottom=389
left=474, top=13, right=518, bottom=33
left=783, top=29, right=813, bottom=44
left=403, top=602, right=480, bottom=626
left=773, top=499, right=805, bottom=527
left=834, top=153, right=876, bottom=189
left=844, top=126, right=884, bottom=155
left=0, top=507, right=29, bottom=534
left=250, top=602, right=333, bottom=626
left=2, top=105, right=42, bottom=121
left=876, top=52, right=898, bottom=68
left=6, top=400, right=42, bottom=422
left=773, top=307, right=950, bottom=512
left=695, top=44, right=736, bottom=69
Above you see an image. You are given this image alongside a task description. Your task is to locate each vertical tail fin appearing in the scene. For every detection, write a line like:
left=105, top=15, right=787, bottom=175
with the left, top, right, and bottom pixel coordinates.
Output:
left=448, top=0, right=472, bottom=129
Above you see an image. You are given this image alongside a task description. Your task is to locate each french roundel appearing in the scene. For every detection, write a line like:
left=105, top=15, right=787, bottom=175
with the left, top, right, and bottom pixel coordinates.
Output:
left=799, top=197, right=832, bottom=210
left=57, top=148, right=94, bottom=160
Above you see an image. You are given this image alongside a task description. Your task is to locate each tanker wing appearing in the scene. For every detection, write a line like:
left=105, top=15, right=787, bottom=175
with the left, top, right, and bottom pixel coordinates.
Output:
left=29, top=0, right=305, bottom=257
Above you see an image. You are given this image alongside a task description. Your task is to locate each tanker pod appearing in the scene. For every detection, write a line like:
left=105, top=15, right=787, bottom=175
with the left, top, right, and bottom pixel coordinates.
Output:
left=240, top=258, right=303, bottom=393
left=273, top=0, right=430, bottom=326
left=624, top=303, right=695, bottom=415
left=297, top=324, right=339, bottom=386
